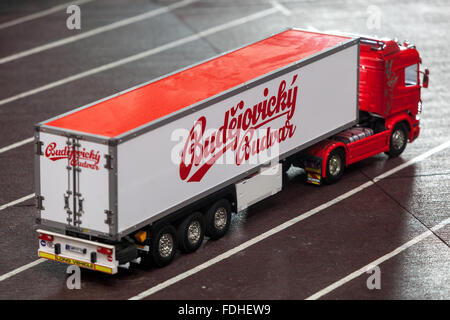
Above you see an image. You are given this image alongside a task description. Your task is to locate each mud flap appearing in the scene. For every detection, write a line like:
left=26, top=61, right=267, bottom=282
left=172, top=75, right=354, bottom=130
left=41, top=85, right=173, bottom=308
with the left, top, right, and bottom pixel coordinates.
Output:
left=305, top=167, right=322, bottom=185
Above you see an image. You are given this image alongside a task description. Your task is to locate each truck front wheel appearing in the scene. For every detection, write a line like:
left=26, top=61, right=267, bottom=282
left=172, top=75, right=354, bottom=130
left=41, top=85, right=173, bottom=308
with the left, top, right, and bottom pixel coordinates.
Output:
left=205, top=199, right=231, bottom=240
left=386, top=123, right=408, bottom=157
left=177, top=212, right=205, bottom=253
left=324, top=149, right=345, bottom=184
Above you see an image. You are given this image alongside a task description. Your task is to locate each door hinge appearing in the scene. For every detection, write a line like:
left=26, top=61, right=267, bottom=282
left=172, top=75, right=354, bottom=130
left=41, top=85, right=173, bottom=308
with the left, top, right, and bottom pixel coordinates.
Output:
left=104, top=210, right=114, bottom=225
left=36, top=195, right=45, bottom=210
left=104, top=154, right=114, bottom=170
left=35, top=141, right=43, bottom=155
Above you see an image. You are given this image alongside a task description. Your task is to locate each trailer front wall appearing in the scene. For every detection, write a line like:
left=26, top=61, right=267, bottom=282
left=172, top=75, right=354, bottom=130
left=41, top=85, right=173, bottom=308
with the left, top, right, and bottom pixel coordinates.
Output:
left=116, top=44, right=358, bottom=235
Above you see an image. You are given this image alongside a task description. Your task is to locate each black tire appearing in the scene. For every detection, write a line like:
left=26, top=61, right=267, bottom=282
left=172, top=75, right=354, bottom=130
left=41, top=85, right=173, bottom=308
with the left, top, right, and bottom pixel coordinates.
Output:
left=115, top=239, right=138, bottom=265
left=281, top=159, right=291, bottom=174
left=386, top=123, right=408, bottom=158
left=141, top=224, right=177, bottom=268
left=177, top=212, right=205, bottom=253
left=324, top=149, right=345, bottom=184
left=204, top=199, right=231, bottom=240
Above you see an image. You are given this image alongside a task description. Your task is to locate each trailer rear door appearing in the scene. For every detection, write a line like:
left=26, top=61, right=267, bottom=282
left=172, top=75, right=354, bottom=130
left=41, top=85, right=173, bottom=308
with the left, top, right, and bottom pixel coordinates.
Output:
left=38, top=131, right=110, bottom=234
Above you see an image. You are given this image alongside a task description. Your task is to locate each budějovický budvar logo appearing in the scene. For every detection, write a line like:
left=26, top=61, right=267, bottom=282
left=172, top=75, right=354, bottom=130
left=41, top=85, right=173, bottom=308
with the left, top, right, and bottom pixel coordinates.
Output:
left=45, top=142, right=101, bottom=170
left=180, top=74, right=299, bottom=182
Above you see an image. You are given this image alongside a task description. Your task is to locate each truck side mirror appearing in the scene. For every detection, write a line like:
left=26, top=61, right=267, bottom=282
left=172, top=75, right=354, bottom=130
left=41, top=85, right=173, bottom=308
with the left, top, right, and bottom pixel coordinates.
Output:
left=422, top=68, right=429, bottom=88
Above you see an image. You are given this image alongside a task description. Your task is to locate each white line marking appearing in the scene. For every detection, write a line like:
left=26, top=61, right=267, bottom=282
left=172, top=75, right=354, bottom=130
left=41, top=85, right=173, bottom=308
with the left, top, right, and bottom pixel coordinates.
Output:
left=269, top=0, right=292, bottom=16
left=129, top=140, right=450, bottom=300
left=0, top=0, right=199, bottom=65
left=0, top=193, right=35, bottom=212
left=373, top=140, right=450, bottom=182
left=0, top=259, right=45, bottom=282
left=0, top=137, right=34, bottom=155
left=306, top=217, right=450, bottom=300
left=0, top=0, right=93, bottom=31
left=0, top=6, right=279, bottom=107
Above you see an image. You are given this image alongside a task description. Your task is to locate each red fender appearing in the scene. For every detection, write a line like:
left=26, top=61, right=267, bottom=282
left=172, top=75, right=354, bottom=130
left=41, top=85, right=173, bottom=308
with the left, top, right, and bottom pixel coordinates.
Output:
left=305, top=139, right=348, bottom=179
left=385, top=112, right=415, bottom=142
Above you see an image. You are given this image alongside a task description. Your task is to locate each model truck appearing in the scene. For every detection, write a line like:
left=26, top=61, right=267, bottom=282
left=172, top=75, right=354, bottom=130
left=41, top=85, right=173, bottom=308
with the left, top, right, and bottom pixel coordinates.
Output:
left=35, top=29, right=428, bottom=274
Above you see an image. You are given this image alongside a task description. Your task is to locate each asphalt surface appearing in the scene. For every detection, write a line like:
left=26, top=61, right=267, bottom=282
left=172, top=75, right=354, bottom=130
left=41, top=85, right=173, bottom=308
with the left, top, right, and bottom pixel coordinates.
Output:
left=0, top=0, right=449, bottom=300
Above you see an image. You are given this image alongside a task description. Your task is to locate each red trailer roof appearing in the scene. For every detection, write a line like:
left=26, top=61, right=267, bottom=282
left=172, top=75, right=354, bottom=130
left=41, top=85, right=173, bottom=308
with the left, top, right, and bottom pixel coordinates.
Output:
left=45, top=29, right=350, bottom=138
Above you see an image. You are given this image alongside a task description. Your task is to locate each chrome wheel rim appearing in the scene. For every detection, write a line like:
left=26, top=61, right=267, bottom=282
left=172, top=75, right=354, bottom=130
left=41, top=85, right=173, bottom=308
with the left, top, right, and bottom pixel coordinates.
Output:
left=187, top=221, right=201, bottom=244
left=214, top=207, right=227, bottom=230
left=158, top=233, right=173, bottom=258
left=392, top=129, right=406, bottom=150
left=329, top=154, right=342, bottom=176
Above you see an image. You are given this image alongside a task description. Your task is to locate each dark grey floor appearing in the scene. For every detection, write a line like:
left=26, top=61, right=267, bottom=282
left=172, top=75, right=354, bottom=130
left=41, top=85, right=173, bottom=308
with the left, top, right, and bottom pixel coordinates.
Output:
left=0, top=0, right=449, bottom=300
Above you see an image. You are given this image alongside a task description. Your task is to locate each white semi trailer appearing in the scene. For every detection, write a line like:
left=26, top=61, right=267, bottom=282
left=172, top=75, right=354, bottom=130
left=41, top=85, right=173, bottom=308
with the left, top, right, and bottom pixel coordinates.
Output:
left=35, top=29, right=359, bottom=274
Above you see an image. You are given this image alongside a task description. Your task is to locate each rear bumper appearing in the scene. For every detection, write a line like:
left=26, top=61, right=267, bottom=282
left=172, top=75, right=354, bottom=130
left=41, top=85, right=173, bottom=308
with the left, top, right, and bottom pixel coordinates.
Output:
left=37, top=229, right=119, bottom=274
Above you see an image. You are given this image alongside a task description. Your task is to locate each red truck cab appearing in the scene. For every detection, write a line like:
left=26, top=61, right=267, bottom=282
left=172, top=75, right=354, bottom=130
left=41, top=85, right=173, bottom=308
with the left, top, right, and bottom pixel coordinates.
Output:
left=296, top=36, right=429, bottom=185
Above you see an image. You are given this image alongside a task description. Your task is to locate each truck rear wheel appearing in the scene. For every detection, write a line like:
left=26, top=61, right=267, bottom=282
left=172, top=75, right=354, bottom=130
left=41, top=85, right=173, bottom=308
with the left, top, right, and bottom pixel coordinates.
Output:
left=205, top=199, right=231, bottom=240
left=324, top=149, right=345, bottom=184
left=177, top=212, right=205, bottom=253
left=142, top=224, right=177, bottom=268
left=386, top=123, right=408, bottom=157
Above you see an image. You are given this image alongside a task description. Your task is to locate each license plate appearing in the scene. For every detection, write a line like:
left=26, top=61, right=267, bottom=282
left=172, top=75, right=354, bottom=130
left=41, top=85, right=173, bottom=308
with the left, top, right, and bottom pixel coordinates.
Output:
left=65, top=244, right=87, bottom=254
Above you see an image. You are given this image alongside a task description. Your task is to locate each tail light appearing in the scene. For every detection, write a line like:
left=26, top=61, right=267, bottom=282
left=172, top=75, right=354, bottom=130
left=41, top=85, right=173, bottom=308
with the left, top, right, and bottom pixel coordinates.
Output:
left=38, top=233, right=54, bottom=242
left=97, top=247, right=113, bottom=255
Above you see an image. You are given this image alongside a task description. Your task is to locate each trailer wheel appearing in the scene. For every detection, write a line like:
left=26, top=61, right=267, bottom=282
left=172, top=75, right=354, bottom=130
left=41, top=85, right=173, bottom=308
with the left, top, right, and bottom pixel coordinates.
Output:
left=386, top=123, right=408, bottom=158
left=205, top=199, right=231, bottom=240
left=142, top=224, right=177, bottom=268
left=324, top=149, right=345, bottom=184
left=177, top=212, right=205, bottom=253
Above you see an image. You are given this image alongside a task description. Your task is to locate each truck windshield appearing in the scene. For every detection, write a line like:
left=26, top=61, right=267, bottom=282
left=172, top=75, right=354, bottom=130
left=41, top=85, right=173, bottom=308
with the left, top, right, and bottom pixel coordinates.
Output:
left=405, top=64, right=418, bottom=86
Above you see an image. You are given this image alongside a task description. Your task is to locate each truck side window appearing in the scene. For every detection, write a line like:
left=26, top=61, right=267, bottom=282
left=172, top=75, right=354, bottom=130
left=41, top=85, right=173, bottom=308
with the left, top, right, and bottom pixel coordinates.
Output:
left=405, top=64, right=418, bottom=86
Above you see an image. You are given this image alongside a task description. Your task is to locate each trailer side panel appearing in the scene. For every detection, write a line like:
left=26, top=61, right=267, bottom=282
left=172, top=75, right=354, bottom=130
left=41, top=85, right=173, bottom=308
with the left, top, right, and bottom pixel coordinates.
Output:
left=116, top=43, right=359, bottom=235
